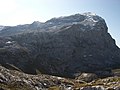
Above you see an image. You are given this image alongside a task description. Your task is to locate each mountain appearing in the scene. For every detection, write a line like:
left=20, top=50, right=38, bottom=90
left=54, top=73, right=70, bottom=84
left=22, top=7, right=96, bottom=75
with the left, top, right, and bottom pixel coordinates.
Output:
left=0, top=25, right=5, bottom=31
left=0, top=12, right=120, bottom=78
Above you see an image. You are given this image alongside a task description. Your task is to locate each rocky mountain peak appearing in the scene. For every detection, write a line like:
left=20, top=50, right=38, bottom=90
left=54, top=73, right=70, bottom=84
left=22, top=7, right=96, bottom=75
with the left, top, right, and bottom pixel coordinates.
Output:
left=45, top=12, right=106, bottom=31
left=80, top=12, right=104, bottom=27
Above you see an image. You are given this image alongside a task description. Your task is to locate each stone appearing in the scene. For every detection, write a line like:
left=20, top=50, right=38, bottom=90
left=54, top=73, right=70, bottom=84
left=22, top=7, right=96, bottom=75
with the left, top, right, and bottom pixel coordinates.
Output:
left=80, top=86, right=105, bottom=90
left=75, top=73, right=98, bottom=82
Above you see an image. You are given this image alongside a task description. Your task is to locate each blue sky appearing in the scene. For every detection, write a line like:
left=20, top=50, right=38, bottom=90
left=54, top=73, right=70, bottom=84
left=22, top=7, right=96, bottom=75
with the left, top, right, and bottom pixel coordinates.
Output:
left=0, top=0, right=120, bottom=47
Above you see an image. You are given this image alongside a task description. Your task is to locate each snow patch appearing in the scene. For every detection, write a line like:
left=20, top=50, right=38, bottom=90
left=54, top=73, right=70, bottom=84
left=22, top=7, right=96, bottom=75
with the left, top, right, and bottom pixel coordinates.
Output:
left=80, top=12, right=99, bottom=27
left=80, top=17, right=98, bottom=26
left=6, top=41, right=12, bottom=44
left=64, top=26, right=72, bottom=29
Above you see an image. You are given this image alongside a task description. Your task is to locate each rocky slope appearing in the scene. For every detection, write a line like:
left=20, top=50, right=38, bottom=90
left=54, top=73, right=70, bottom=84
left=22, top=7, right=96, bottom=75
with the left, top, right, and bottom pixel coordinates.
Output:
left=0, top=12, right=120, bottom=78
left=0, top=65, right=120, bottom=90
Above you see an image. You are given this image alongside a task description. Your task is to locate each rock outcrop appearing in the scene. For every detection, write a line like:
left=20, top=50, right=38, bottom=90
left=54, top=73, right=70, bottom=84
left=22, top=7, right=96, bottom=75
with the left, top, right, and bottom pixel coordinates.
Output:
left=75, top=73, right=98, bottom=82
left=0, top=12, right=120, bottom=78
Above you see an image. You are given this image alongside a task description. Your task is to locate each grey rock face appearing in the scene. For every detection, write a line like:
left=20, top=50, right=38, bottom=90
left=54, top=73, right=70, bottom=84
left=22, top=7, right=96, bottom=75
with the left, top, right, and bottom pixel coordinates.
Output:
left=0, top=25, right=5, bottom=31
left=0, top=12, right=120, bottom=78
left=0, top=21, right=43, bottom=36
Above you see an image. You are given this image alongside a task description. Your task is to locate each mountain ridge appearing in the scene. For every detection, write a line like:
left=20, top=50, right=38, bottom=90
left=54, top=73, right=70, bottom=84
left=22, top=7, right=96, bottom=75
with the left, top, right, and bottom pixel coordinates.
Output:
left=0, top=12, right=106, bottom=36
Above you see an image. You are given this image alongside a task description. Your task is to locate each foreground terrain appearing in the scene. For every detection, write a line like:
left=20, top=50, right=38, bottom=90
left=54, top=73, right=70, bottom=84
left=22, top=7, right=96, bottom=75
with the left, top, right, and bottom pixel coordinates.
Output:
left=0, top=66, right=120, bottom=90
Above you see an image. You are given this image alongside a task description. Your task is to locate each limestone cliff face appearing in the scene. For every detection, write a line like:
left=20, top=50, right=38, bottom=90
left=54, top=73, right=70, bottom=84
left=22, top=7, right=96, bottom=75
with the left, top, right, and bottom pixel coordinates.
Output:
left=0, top=12, right=120, bottom=77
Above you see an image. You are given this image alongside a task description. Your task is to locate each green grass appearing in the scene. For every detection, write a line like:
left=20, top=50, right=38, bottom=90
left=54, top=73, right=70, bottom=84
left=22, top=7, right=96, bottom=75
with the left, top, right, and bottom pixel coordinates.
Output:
left=0, top=48, right=7, bottom=53
left=35, top=69, right=42, bottom=74
left=0, top=82, right=33, bottom=90
left=112, top=69, right=120, bottom=77
left=48, top=86, right=60, bottom=90
left=112, top=69, right=120, bottom=73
